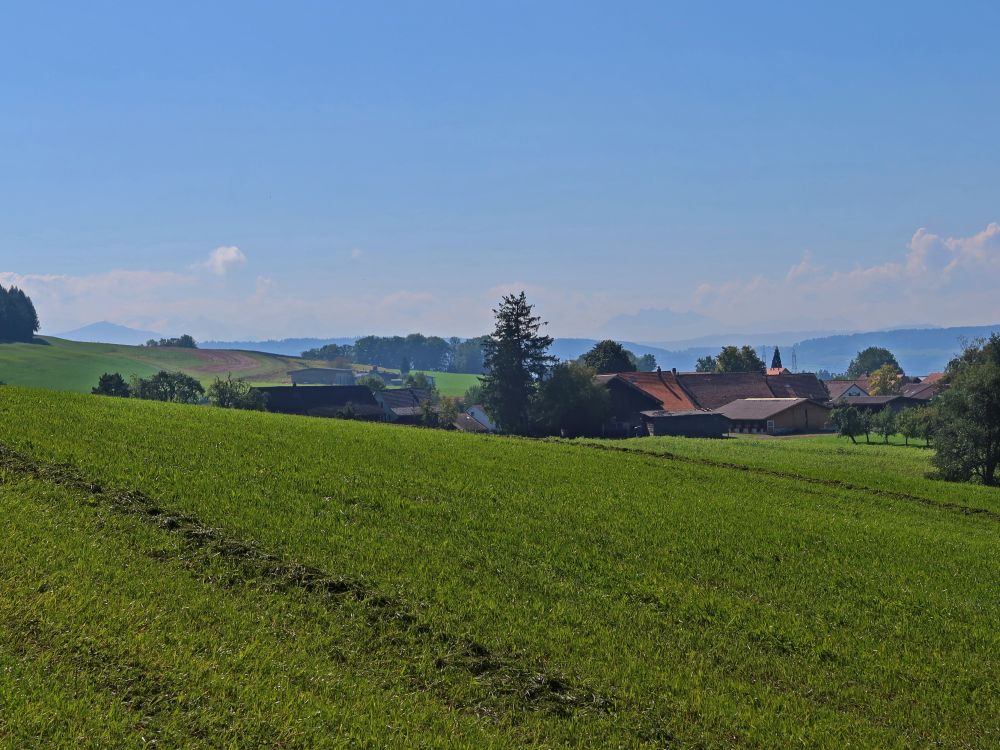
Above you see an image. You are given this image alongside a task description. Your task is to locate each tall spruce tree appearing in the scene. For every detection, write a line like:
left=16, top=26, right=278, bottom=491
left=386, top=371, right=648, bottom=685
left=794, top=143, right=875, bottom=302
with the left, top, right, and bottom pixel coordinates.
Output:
left=771, top=346, right=782, bottom=369
left=480, top=292, right=555, bottom=434
left=0, top=285, right=40, bottom=342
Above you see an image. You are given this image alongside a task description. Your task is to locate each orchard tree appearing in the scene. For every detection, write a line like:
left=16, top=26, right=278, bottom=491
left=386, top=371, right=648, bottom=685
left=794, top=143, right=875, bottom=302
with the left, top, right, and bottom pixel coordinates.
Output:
left=869, top=407, right=897, bottom=444
left=830, top=404, right=865, bottom=444
left=581, top=340, right=636, bottom=374
left=867, top=363, right=902, bottom=396
left=846, top=347, right=900, bottom=379
left=931, top=334, right=1000, bottom=486
left=481, top=292, right=555, bottom=434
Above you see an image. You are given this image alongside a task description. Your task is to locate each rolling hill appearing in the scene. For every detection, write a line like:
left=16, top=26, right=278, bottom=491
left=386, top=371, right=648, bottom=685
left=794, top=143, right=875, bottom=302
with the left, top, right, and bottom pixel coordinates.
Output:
left=0, top=337, right=316, bottom=392
left=1, top=386, right=997, bottom=746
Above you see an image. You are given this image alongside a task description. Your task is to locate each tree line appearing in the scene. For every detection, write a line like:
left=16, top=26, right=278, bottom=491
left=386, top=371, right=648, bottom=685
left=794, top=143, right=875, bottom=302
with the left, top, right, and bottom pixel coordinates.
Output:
left=302, top=334, right=490, bottom=374
left=0, top=285, right=40, bottom=342
left=93, top=371, right=265, bottom=410
left=145, top=334, right=198, bottom=349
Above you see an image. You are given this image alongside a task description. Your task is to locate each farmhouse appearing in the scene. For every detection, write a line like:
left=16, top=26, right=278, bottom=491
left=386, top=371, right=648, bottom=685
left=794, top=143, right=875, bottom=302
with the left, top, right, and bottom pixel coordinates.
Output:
left=595, top=370, right=699, bottom=436
left=290, top=368, right=356, bottom=386
left=900, top=380, right=942, bottom=401
left=716, top=398, right=832, bottom=435
left=826, top=379, right=870, bottom=400
left=374, top=387, right=436, bottom=424
left=595, top=369, right=830, bottom=437
left=254, top=385, right=384, bottom=420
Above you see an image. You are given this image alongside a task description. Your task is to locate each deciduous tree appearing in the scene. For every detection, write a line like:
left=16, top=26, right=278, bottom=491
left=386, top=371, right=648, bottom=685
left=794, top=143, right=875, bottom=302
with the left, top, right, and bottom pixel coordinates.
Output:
left=846, top=347, right=900, bottom=379
left=532, top=362, right=609, bottom=437
left=580, top=340, right=635, bottom=374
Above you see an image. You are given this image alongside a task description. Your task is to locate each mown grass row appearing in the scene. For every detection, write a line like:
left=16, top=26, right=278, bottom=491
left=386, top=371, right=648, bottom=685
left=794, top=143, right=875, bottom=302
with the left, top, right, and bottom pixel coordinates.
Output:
left=582, top=433, right=1000, bottom=515
left=2, top=386, right=998, bottom=748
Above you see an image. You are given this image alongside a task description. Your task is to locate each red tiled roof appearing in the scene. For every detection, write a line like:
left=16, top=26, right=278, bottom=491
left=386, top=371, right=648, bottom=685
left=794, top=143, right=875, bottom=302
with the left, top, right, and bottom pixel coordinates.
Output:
left=767, top=367, right=788, bottom=376
left=675, top=372, right=774, bottom=409
left=607, top=371, right=697, bottom=412
left=921, top=372, right=945, bottom=384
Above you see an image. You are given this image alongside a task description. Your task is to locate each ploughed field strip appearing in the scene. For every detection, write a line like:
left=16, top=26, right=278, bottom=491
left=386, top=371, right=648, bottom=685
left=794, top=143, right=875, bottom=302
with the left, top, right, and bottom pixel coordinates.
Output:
left=2, top=386, right=999, bottom=748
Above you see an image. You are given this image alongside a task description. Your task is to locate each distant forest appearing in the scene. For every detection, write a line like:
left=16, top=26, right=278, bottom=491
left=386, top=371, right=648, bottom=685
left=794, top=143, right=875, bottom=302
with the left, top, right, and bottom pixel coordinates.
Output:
left=303, top=334, right=490, bottom=374
left=0, top=285, right=40, bottom=342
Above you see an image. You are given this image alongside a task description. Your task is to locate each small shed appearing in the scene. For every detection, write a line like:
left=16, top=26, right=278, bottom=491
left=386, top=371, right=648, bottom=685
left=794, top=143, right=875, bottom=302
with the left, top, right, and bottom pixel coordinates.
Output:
left=640, top=410, right=730, bottom=438
left=716, top=398, right=831, bottom=435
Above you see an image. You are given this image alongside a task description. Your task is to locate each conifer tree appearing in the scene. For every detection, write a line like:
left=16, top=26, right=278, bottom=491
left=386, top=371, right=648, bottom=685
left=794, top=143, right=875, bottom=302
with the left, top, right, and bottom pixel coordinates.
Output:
left=481, top=292, right=555, bottom=434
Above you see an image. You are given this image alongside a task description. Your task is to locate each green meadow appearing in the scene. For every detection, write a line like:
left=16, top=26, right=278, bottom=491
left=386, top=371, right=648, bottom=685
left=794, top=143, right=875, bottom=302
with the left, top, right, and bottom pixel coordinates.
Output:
left=1, top=386, right=997, bottom=748
left=0, top=337, right=313, bottom=392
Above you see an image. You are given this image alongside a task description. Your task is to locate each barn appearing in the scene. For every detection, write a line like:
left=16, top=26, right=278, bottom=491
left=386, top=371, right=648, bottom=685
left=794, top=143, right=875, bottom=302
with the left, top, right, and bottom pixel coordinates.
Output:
left=254, top=385, right=384, bottom=420
left=640, top=410, right=730, bottom=437
left=716, top=398, right=831, bottom=435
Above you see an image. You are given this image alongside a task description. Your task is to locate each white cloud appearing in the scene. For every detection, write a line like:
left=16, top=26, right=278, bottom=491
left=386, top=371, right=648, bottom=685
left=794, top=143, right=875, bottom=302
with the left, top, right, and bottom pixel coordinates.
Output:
left=691, top=223, right=1000, bottom=329
left=194, top=246, right=247, bottom=275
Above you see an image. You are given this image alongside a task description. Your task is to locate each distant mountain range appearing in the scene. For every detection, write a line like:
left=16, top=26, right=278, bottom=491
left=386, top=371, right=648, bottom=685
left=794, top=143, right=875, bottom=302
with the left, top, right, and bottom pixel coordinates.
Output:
left=55, top=321, right=161, bottom=346
left=58, top=322, right=1000, bottom=375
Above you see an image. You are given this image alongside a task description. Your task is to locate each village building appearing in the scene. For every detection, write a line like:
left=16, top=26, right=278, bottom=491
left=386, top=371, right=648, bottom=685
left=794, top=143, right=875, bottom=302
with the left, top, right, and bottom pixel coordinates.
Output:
left=254, top=385, right=384, bottom=420
left=716, top=398, right=832, bottom=435
left=640, top=410, right=730, bottom=437
left=290, top=367, right=356, bottom=386
left=826, top=380, right=870, bottom=400
left=595, top=370, right=700, bottom=437
left=465, top=404, right=498, bottom=433
left=453, top=412, right=491, bottom=433
left=374, top=388, right=436, bottom=424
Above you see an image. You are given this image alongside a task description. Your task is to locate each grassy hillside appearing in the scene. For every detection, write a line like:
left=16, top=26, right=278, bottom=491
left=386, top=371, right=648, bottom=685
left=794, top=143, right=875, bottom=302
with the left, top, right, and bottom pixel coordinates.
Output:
left=0, top=338, right=479, bottom=397
left=0, top=337, right=320, bottom=392
left=1, top=386, right=998, bottom=747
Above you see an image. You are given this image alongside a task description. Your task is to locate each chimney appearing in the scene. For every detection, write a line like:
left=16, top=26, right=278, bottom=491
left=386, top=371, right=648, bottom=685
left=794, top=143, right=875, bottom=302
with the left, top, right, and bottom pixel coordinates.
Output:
left=671, top=367, right=677, bottom=375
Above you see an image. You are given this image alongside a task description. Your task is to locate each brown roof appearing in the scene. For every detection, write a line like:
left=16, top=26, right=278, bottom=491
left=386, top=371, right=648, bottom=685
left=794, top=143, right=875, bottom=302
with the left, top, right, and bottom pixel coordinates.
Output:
left=825, top=380, right=869, bottom=400
left=717, top=398, right=829, bottom=421
left=601, top=371, right=697, bottom=412
left=675, top=372, right=774, bottom=409
left=454, top=413, right=489, bottom=432
left=921, top=372, right=945, bottom=384
left=900, top=381, right=941, bottom=400
left=767, top=367, right=788, bottom=376
left=766, top=373, right=830, bottom=401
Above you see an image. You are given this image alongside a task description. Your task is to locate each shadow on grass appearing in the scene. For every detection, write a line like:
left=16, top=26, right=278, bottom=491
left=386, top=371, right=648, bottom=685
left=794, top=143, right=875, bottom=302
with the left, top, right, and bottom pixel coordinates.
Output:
left=0, top=337, right=50, bottom=346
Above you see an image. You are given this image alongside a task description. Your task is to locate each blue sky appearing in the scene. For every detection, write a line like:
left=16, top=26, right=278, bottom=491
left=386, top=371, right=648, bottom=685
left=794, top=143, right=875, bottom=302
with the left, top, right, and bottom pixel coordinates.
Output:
left=2, top=1, right=999, bottom=341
